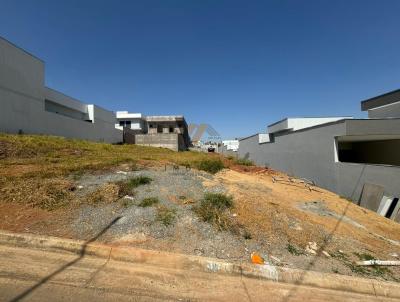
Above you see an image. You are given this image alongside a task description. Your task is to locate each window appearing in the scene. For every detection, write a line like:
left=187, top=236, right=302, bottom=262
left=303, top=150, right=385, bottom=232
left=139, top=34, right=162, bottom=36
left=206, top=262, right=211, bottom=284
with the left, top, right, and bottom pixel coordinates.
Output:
left=169, top=127, right=174, bottom=133
left=119, top=121, right=131, bottom=128
left=337, top=139, right=400, bottom=166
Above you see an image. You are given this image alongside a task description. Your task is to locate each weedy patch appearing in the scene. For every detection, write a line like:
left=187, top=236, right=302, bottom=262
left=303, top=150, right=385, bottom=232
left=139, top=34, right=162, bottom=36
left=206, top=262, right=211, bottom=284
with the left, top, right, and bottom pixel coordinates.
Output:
left=115, top=176, right=152, bottom=197
left=287, top=243, right=304, bottom=256
left=86, top=183, right=119, bottom=204
left=195, top=159, right=224, bottom=174
left=0, top=134, right=228, bottom=180
left=354, top=252, right=375, bottom=261
left=156, top=205, right=176, bottom=226
left=193, top=192, right=241, bottom=233
left=235, top=158, right=254, bottom=166
left=138, top=197, right=159, bottom=207
left=128, top=176, right=153, bottom=187
left=121, top=198, right=135, bottom=207
left=332, top=250, right=397, bottom=280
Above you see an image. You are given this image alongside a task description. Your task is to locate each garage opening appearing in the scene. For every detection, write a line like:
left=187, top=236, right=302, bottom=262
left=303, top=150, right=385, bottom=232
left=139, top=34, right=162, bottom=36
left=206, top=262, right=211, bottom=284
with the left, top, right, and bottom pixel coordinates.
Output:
left=337, top=139, right=400, bottom=166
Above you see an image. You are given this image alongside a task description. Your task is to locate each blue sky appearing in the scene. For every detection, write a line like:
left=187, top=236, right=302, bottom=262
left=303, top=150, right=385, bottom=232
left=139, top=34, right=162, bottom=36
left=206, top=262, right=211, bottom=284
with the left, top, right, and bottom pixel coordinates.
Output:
left=1, top=0, right=400, bottom=139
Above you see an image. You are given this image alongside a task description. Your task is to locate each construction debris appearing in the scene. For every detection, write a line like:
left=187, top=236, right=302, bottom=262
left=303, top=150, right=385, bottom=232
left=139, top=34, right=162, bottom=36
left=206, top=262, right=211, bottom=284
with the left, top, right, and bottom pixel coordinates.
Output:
left=271, top=176, right=321, bottom=192
left=305, top=242, right=318, bottom=255
left=322, top=251, right=331, bottom=258
left=356, top=260, right=400, bottom=266
left=270, top=255, right=281, bottom=263
left=251, top=252, right=265, bottom=265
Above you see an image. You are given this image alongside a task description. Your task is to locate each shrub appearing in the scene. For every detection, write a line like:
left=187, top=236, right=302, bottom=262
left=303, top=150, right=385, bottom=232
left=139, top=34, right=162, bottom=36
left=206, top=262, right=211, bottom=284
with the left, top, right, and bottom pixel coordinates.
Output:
left=128, top=175, right=152, bottom=187
left=194, top=193, right=237, bottom=232
left=121, top=198, right=135, bottom=207
left=196, top=158, right=224, bottom=174
left=235, top=158, right=254, bottom=166
left=287, top=243, right=303, bottom=256
left=156, top=205, right=176, bottom=226
left=202, top=192, right=233, bottom=209
left=116, top=176, right=152, bottom=197
left=138, top=197, right=159, bottom=207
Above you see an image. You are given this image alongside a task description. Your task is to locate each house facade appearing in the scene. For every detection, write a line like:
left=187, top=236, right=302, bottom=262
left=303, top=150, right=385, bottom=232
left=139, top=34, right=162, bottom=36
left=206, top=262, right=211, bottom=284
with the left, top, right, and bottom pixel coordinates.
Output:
left=0, top=37, right=122, bottom=143
left=115, top=112, right=190, bottom=151
left=238, top=91, right=400, bottom=220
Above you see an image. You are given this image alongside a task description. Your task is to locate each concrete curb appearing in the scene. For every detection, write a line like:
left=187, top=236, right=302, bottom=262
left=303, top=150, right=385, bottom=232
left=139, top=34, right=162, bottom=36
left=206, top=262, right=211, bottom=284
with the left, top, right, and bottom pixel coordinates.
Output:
left=0, top=230, right=399, bottom=299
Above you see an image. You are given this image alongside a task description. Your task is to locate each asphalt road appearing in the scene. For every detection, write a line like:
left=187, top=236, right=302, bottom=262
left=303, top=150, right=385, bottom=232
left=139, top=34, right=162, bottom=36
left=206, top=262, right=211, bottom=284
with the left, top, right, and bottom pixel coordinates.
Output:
left=0, top=245, right=395, bottom=302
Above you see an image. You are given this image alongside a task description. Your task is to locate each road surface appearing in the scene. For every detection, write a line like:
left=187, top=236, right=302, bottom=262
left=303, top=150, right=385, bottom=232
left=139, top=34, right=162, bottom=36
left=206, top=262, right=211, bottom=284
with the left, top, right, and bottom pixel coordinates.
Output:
left=0, top=244, right=396, bottom=301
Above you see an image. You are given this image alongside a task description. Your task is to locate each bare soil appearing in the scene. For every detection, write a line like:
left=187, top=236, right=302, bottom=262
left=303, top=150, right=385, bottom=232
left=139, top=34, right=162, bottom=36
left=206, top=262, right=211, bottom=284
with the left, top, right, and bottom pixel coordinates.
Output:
left=1, top=165, right=400, bottom=282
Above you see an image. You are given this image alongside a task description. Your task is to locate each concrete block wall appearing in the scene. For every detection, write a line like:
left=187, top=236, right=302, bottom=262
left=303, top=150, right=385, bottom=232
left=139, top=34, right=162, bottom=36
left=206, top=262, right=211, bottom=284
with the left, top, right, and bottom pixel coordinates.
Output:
left=135, top=133, right=181, bottom=151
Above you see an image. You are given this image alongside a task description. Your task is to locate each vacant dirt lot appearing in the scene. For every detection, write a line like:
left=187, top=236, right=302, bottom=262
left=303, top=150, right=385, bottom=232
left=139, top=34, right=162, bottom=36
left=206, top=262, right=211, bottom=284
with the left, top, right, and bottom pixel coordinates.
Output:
left=1, top=134, right=400, bottom=282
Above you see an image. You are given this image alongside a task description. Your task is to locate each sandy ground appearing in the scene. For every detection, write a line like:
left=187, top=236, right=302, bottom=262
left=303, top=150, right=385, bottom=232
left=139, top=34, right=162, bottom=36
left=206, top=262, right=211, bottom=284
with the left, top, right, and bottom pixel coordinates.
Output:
left=1, top=166, right=400, bottom=282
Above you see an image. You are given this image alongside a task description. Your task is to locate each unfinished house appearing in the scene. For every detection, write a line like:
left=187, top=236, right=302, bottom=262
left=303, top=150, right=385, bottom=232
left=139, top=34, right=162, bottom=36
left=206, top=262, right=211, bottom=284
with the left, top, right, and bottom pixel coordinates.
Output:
left=238, top=90, right=400, bottom=222
left=0, top=36, right=122, bottom=143
left=115, top=113, right=190, bottom=151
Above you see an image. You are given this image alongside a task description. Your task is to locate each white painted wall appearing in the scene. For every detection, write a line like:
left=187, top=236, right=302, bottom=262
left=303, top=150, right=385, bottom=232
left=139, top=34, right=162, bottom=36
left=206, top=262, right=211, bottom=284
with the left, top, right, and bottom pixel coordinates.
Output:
left=115, top=111, right=144, bottom=131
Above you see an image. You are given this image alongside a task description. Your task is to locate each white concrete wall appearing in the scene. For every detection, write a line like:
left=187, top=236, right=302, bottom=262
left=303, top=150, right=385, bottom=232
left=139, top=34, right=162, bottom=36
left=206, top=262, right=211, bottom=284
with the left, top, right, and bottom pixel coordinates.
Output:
left=0, top=37, right=122, bottom=143
left=115, top=112, right=144, bottom=131
left=368, top=101, right=400, bottom=118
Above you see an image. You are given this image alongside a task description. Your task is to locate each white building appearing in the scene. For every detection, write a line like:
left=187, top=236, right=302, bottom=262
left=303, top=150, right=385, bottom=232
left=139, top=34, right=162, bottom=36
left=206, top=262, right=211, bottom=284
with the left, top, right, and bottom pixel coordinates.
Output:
left=115, top=111, right=191, bottom=151
left=0, top=36, right=122, bottom=143
left=222, top=139, right=239, bottom=152
left=238, top=91, right=400, bottom=221
left=115, top=111, right=145, bottom=131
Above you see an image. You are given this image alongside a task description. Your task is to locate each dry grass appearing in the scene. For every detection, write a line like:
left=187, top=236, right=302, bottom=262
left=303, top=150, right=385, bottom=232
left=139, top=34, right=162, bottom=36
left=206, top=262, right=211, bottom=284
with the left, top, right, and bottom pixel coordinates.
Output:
left=194, top=192, right=244, bottom=235
left=86, top=183, right=120, bottom=204
left=0, top=134, right=223, bottom=180
left=0, top=134, right=231, bottom=209
left=0, top=178, right=75, bottom=210
left=209, top=169, right=400, bottom=257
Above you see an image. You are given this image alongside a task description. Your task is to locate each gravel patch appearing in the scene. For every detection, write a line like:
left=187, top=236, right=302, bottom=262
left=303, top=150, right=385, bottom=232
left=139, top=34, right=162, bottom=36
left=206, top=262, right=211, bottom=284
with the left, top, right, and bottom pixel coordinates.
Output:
left=69, top=167, right=259, bottom=261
